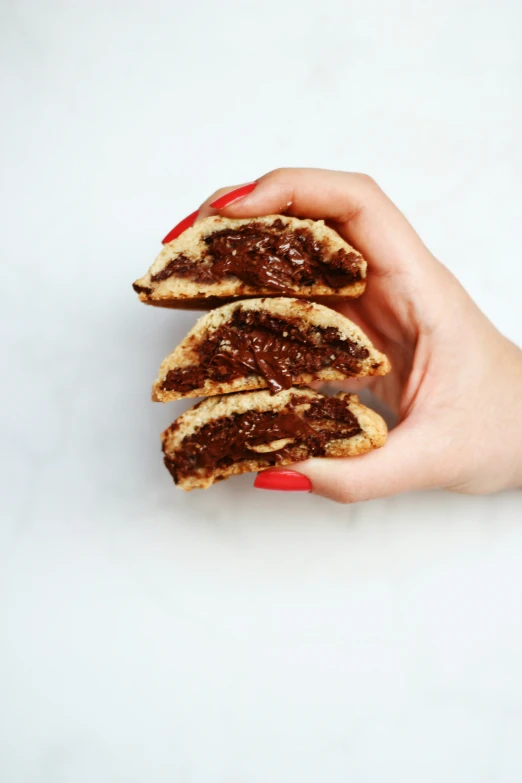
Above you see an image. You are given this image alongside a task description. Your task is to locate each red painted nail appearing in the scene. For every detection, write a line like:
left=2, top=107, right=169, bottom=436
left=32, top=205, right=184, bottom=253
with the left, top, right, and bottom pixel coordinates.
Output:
left=254, top=469, right=312, bottom=492
left=209, top=182, right=257, bottom=209
left=162, top=209, right=199, bottom=244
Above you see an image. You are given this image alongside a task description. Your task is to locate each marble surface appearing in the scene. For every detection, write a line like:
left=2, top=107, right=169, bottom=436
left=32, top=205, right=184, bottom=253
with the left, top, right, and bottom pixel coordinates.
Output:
left=1, top=1, right=521, bottom=781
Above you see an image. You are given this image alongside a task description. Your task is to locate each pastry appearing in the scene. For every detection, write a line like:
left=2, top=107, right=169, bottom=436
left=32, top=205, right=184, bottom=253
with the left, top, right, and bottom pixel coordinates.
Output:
left=162, top=387, right=387, bottom=490
left=153, top=297, right=390, bottom=400
left=133, top=215, right=366, bottom=309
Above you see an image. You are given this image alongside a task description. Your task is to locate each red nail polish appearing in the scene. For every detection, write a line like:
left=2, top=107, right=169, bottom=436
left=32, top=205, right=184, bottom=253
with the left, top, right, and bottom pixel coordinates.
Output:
left=162, top=209, right=199, bottom=244
left=209, top=182, right=257, bottom=209
left=254, top=470, right=312, bottom=492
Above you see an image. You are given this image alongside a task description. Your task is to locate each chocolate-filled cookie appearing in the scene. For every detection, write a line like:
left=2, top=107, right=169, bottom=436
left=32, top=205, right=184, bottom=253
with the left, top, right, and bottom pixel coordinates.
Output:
left=162, top=387, right=387, bottom=491
left=152, top=297, right=390, bottom=400
left=133, top=215, right=367, bottom=308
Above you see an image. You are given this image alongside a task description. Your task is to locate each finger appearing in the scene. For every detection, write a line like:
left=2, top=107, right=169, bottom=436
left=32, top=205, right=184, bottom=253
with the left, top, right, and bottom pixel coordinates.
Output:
left=211, top=168, right=432, bottom=276
left=196, top=183, right=254, bottom=221
left=284, top=421, right=447, bottom=503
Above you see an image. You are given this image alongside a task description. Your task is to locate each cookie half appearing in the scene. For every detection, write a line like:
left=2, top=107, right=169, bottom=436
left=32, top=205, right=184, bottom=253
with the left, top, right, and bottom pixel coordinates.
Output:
left=133, top=215, right=366, bottom=308
left=162, top=387, right=387, bottom=491
left=153, top=298, right=390, bottom=400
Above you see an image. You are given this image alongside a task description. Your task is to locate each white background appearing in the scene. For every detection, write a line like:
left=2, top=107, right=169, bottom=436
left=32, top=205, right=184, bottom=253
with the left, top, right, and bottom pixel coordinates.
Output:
left=1, top=1, right=522, bottom=781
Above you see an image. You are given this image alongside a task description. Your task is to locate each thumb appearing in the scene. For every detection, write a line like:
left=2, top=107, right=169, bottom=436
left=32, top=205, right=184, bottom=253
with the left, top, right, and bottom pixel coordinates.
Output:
left=257, top=423, right=444, bottom=503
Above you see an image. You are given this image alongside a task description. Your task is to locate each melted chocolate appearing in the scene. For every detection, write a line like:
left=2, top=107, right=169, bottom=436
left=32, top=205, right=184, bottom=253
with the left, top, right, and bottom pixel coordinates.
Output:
left=162, top=310, right=371, bottom=395
left=164, top=396, right=362, bottom=483
left=132, top=283, right=153, bottom=295
left=151, top=220, right=362, bottom=290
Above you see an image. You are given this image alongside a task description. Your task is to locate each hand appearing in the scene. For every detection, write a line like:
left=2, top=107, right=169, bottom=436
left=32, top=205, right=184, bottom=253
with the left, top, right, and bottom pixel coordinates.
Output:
left=196, top=169, right=522, bottom=502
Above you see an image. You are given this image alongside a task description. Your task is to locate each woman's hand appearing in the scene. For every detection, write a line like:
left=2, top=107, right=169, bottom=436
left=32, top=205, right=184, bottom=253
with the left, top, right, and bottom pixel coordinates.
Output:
left=196, top=169, right=522, bottom=502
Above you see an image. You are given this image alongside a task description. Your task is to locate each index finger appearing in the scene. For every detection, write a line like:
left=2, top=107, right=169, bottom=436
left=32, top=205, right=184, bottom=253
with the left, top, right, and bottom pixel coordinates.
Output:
left=200, top=168, right=431, bottom=276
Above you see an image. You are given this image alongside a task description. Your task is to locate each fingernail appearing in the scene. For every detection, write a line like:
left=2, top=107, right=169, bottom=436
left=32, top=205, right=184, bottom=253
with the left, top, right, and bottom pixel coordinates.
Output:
left=209, top=182, right=257, bottom=209
left=254, top=469, right=312, bottom=492
left=162, top=209, right=199, bottom=244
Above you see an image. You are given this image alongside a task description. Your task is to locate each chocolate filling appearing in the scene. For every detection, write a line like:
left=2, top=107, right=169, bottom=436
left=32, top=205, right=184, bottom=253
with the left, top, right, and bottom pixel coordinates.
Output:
left=165, top=396, right=362, bottom=483
left=132, top=283, right=153, bottom=296
left=162, top=310, right=372, bottom=395
left=151, top=219, right=363, bottom=291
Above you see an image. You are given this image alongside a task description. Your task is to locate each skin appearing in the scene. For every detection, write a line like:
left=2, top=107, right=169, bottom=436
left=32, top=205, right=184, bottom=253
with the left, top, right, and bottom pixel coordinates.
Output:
left=196, top=168, right=522, bottom=503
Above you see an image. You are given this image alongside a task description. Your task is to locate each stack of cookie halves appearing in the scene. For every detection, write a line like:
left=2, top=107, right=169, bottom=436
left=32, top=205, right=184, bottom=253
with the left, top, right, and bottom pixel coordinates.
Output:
left=133, top=215, right=391, bottom=490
